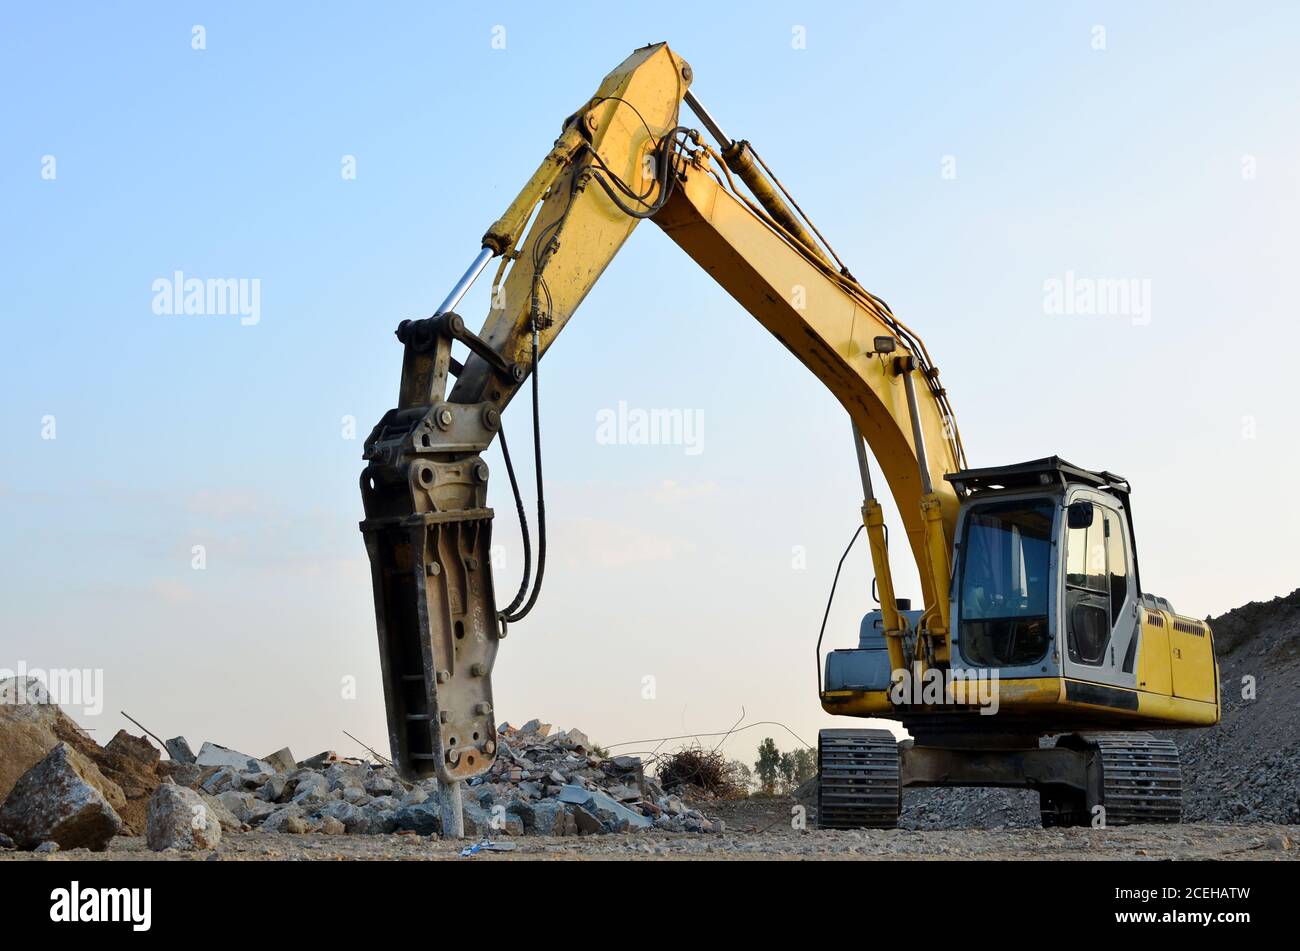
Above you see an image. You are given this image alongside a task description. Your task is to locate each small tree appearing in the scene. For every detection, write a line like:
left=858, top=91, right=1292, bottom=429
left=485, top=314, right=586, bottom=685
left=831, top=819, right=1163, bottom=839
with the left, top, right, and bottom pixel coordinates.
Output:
left=754, top=737, right=782, bottom=795
left=791, top=747, right=817, bottom=788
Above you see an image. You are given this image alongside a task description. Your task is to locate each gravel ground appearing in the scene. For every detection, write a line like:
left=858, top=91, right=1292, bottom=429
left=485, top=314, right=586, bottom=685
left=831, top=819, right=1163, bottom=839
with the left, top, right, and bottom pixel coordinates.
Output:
left=1, top=823, right=1293, bottom=861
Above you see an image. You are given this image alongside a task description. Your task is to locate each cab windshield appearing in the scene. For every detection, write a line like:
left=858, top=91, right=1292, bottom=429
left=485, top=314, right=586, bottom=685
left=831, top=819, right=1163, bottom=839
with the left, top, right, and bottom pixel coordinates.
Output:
left=958, top=499, right=1054, bottom=667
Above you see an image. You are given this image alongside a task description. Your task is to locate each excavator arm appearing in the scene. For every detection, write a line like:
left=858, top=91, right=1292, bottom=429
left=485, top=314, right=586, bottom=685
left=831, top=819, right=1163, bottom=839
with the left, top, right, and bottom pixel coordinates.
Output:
left=359, top=43, right=966, bottom=786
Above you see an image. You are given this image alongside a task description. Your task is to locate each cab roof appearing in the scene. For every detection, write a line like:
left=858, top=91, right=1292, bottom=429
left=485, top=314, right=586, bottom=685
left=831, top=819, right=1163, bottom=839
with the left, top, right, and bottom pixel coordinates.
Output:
left=945, top=456, right=1131, bottom=498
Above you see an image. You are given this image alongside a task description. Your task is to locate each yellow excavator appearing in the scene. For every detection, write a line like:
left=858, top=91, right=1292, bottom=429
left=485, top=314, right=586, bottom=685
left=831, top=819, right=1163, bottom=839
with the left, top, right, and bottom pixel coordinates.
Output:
left=358, top=43, right=1219, bottom=830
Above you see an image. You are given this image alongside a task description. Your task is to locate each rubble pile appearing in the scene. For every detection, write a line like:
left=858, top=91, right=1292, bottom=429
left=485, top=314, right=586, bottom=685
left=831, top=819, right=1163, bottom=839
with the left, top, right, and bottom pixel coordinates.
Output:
left=0, top=688, right=722, bottom=853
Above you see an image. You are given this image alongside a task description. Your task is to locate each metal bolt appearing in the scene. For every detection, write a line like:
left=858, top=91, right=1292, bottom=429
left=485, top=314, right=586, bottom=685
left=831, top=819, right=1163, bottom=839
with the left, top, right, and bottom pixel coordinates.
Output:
left=470, top=663, right=486, bottom=677
left=473, top=462, right=489, bottom=482
left=436, top=669, right=450, bottom=684
left=467, top=557, right=479, bottom=571
left=445, top=749, right=460, bottom=766
left=482, top=407, right=500, bottom=431
left=439, top=710, right=450, bottom=723
left=436, top=407, right=454, bottom=430
left=484, top=739, right=496, bottom=755
left=474, top=702, right=492, bottom=715
left=426, top=562, right=441, bottom=576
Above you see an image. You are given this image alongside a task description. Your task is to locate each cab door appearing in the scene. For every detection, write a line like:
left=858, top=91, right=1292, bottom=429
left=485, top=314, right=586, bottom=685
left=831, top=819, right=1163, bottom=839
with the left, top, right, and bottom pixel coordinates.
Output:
left=1060, top=497, right=1138, bottom=689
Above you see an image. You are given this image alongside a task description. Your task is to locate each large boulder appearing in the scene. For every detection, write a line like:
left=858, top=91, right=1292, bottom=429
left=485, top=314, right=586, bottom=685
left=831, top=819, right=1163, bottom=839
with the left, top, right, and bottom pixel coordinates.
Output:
left=0, top=678, right=99, bottom=801
left=0, top=742, right=123, bottom=851
left=146, top=783, right=221, bottom=851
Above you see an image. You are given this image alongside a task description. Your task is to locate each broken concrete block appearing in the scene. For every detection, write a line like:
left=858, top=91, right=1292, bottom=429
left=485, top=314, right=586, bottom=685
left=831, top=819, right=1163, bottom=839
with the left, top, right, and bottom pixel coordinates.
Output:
left=261, top=747, right=296, bottom=774
left=195, top=742, right=273, bottom=774
left=199, top=766, right=240, bottom=796
left=298, top=751, right=339, bottom=770
left=321, top=816, right=345, bottom=835
left=146, top=783, right=221, bottom=851
left=165, top=736, right=196, bottom=764
left=558, top=784, right=651, bottom=830
left=0, top=742, right=123, bottom=851
left=519, top=719, right=552, bottom=737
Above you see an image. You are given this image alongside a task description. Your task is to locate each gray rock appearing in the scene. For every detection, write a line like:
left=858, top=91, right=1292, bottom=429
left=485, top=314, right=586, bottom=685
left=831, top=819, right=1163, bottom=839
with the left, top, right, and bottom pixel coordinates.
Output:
left=289, top=771, right=330, bottom=804
left=261, top=747, right=296, bottom=773
left=342, top=786, right=369, bottom=804
left=347, top=803, right=397, bottom=835
left=257, top=773, right=288, bottom=802
left=400, top=785, right=429, bottom=807
left=0, top=742, right=123, bottom=851
left=393, top=801, right=441, bottom=835
left=200, top=793, right=243, bottom=832
left=573, top=803, right=605, bottom=834
left=0, top=831, right=14, bottom=850
left=146, top=783, right=221, bottom=851
left=323, top=762, right=367, bottom=792
left=165, top=736, right=196, bottom=764
left=519, top=719, right=552, bottom=737
left=34, top=840, right=60, bottom=853
left=260, top=805, right=305, bottom=833
left=365, top=775, right=396, bottom=796
left=218, top=790, right=274, bottom=825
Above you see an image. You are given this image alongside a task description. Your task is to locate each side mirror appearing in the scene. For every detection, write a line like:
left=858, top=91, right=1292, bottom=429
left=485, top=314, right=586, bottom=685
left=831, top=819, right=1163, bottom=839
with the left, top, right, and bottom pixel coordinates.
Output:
left=1067, top=500, right=1094, bottom=529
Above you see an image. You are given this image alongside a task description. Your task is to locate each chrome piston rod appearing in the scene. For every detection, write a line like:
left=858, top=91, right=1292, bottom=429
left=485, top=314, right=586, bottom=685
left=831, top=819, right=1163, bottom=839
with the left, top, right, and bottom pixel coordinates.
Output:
left=435, top=245, right=495, bottom=316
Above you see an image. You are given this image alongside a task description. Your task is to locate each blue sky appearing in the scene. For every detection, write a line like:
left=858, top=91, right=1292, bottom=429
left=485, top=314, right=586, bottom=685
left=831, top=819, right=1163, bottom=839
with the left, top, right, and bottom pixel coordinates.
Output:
left=3, top=2, right=1297, bottom=762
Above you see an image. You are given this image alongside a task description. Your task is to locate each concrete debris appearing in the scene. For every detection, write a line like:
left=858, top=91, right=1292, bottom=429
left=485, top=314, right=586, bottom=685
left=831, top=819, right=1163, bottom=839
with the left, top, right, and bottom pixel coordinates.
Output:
left=195, top=742, right=274, bottom=774
left=165, top=736, right=196, bottom=764
left=0, top=742, right=123, bottom=851
left=147, top=784, right=221, bottom=851
left=261, top=747, right=297, bottom=774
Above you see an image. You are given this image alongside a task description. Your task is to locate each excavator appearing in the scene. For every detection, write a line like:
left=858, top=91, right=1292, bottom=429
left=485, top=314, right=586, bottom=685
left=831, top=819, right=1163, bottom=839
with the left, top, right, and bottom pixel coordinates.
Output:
left=358, top=43, right=1219, bottom=831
